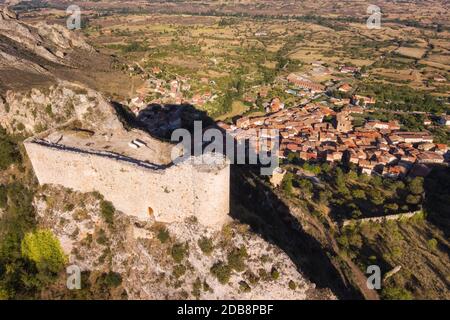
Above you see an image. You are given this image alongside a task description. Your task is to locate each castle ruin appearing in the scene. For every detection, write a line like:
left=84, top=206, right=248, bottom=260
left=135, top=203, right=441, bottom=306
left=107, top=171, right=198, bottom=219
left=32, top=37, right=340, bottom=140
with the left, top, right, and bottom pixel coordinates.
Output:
left=24, top=122, right=231, bottom=229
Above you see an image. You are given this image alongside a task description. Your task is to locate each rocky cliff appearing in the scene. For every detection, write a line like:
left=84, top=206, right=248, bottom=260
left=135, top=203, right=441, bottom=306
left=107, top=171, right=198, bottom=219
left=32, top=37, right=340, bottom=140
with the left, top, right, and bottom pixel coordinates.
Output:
left=0, top=81, right=123, bottom=135
left=35, top=185, right=335, bottom=300
left=0, top=6, right=96, bottom=92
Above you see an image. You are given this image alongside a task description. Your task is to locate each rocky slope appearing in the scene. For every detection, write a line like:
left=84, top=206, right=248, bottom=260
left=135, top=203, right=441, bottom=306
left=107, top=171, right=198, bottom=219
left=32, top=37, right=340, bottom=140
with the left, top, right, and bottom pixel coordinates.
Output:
left=0, top=6, right=96, bottom=92
left=34, top=185, right=335, bottom=300
left=0, top=6, right=92, bottom=64
left=0, top=6, right=139, bottom=98
left=0, top=80, right=123, bottom=135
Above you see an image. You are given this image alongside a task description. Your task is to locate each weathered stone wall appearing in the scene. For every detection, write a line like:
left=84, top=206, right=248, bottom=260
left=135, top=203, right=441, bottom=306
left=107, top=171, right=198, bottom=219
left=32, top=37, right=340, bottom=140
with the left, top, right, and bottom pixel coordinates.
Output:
left=342, top=211, right=422, bottom=227
left=24, top=140, right=230, bottom=229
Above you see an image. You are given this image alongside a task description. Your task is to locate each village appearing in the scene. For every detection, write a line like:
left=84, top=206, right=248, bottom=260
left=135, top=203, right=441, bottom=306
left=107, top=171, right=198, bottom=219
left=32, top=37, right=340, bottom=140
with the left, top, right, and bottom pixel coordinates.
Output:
left=125, top=57, right=449, bottom=181
left=217, top=92, right=449, bottom=180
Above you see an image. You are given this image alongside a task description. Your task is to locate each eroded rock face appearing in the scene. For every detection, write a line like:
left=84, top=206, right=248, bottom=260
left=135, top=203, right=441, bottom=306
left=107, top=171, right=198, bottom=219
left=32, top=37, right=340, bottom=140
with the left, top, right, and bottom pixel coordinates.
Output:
left=34, top=186, right=336, bottom=300
left=0, top=6, right=93, bottom=65
left=0, top=81, right=123, bottom=134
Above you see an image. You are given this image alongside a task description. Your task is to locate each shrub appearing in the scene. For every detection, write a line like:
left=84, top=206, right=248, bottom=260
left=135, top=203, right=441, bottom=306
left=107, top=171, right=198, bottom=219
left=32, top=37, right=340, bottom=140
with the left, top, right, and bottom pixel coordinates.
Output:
left=210, top=261, right=231, bottom=284
left=100, top=200, right=115, bottom=225
left=0, top=184, right=7, bottom=208
left=409, top=177, right=424, bottom=195
left=0, top=127, right=20, bottom=170
left=406, top=194, right=421, bottom=205
left=244, top=270, right=260, bottom=285
left=381, top=287, right=413, bottom=300
left=227, top=246, right=248, bottom=272
left=270, top=267, right=280, bottom=281
left=198, top=236, right=214, bottom=255
left=16, top=123, right=25, bottom=131
left=173, top=264, right=187, bottom=279
left=192, top=278, right=202, bottom=298
left=64, top=203, right=75, bottom=212
left=96, top=229, right=108, bottom=246
left=21, top=229, right=67, bottom=274
left=98, top=271, right=122, bottom=288
left=288, top=280, right=297, bottom=290
left=281, top=173, right=294, bottom=195
left=239, top=280, right=251, bottom=292
left=171, top=243, right=188, bottom=263
left=427, top=238, right=438, bottom=251
left=157, top=227, right=170, bottom=243
left=352, top=189, right=366, bottom=200
left=45, top=104, right=54, bottom=117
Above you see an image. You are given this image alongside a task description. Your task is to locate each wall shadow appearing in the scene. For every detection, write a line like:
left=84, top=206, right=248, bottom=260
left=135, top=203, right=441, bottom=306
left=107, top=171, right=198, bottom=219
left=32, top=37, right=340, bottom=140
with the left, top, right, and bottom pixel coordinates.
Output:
left=229, top=164, right=363, bottom=299
left=423, top=165, right=450, bottom=237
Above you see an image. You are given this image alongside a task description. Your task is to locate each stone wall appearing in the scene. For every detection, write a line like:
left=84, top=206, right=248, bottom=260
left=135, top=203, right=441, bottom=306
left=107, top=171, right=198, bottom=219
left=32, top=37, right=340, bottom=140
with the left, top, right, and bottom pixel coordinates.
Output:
left=342, top=211, right=422, bottom=227
left=24, top=140, right=230, bottom=229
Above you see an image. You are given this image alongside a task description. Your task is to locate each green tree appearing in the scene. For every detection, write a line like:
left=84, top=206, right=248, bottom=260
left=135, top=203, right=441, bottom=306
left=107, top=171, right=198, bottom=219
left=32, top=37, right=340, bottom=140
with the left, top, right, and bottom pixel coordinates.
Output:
left=352, top=189, right=366, bottom=200
left=0, top=127, right=20, bottom=170
left=426, top=238, right=438, bottom=251
left=381, top=287, right=413, bottom=300
left=409, top=177, right=424, bottom=195
left=281, top=172, right=294, bottom=195
left=21, top=229, right=67, bottom=274
left=369, top=189, right=385, bottom=206
left=406, top=194, right=421, bottom=205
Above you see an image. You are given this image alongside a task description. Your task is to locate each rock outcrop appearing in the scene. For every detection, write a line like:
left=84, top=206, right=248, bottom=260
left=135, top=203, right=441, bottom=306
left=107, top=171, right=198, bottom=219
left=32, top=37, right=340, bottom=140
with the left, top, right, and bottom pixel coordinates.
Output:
left=0, top=6, right=93, bottom=65
left=0, top=81, right=123, bottom=134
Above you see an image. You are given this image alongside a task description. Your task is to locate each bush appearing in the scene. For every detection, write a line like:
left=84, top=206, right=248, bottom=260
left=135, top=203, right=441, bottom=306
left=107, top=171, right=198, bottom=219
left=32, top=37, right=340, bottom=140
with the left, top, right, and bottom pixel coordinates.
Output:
left=173, top=264, right=187, bottom=279
left=45, top=104, right=54, bottom=117
left=0, top=184, right=7, bottom=208
left=64, top=203, right=75, bottom=212
left=227, top=246, right=248, bottom=272
left=100, top=200, right=115, bottom=225
left=171, top=243, right=188, bottom=263
left=198, top=236, right=214, bottom=255
left=96, top=229, right=108, bottom=246
left=98, top=271, right=122, bottom=288
left=157, top=227, right=170, bottom=243
left=409, top=177, right=424, bottom=195
left=281, top=172, right=294, bottom=195
left=192, top=278, right=202, bottom=298
left=288, top=280, right=297, bottom=290
left=0, top=127, right=20, bottom=170
left=270, top=267, right=280, bottom=281
left=239, top=280, right=251, bottom=292
left=381, top=287, right=413, bottom=300
left=210, top=261, right=231, bottom=284
left=427, top=238, right=438, bottom=251
left=406, top=194, right=421, bottom=205
left=21, top=229, right=67, bottom=274
left=352, top=189, right=366, bottom=200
